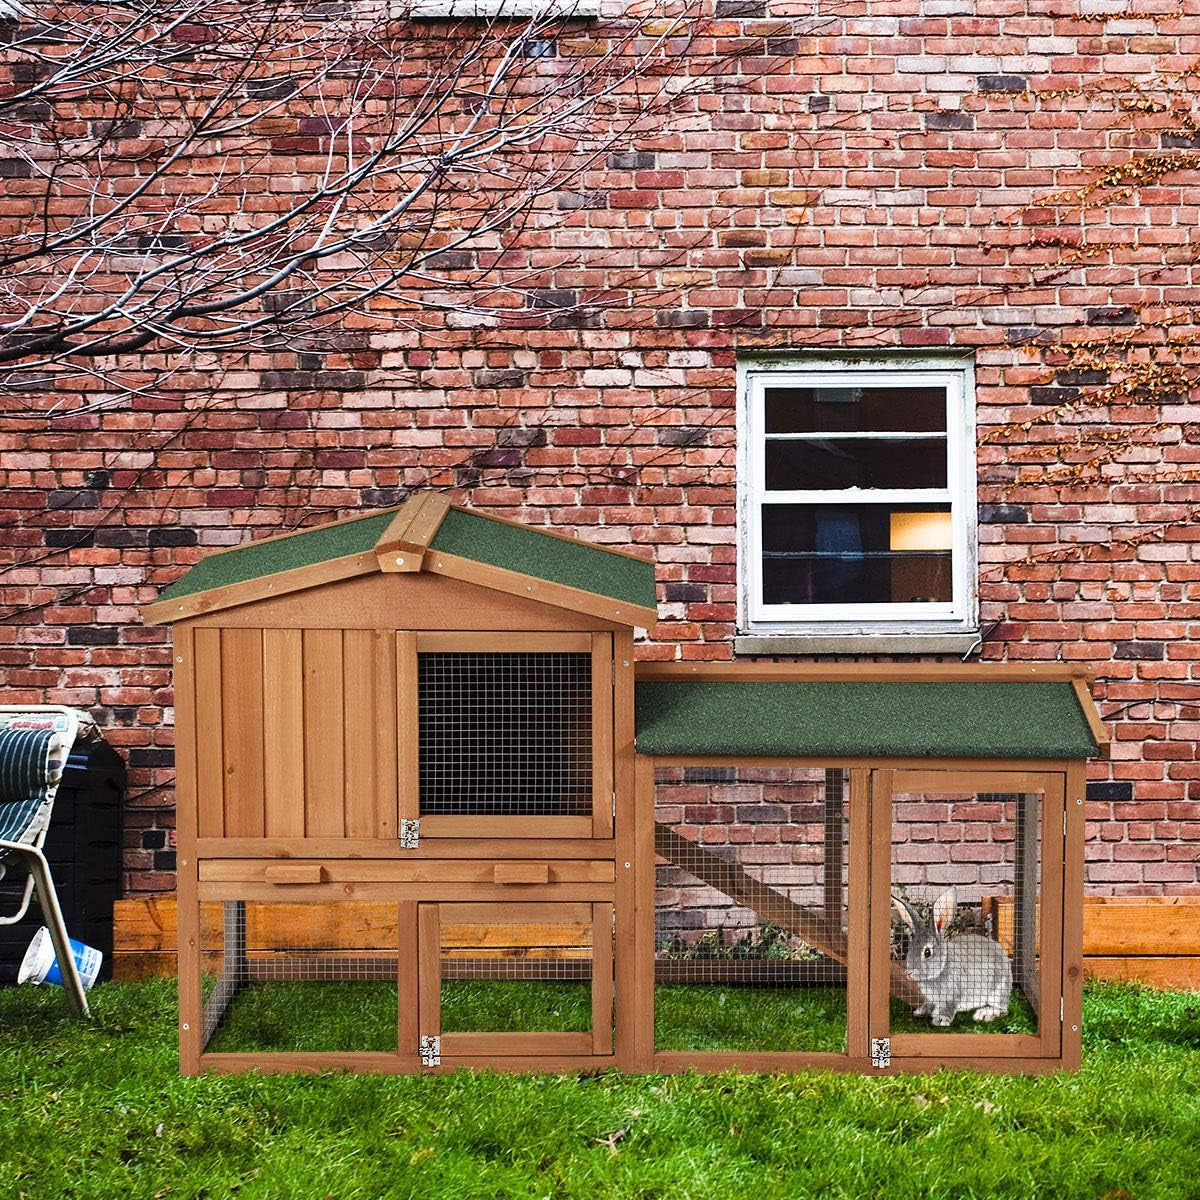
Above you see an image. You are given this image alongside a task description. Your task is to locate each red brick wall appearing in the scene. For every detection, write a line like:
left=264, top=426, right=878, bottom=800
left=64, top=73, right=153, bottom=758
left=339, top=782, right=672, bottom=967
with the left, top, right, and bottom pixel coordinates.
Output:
left=2, top=3, right=1200, bottom=896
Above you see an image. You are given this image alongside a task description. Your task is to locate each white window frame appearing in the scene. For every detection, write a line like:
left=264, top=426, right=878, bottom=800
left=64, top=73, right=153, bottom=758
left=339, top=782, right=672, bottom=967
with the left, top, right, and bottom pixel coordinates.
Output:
left=737, top=355, right=978, bottom=637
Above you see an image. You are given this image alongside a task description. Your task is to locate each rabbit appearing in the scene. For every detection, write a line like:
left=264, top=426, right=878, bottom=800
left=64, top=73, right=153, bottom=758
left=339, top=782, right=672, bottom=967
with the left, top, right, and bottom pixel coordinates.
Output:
left=892, top=887, right=1012, bottom=1027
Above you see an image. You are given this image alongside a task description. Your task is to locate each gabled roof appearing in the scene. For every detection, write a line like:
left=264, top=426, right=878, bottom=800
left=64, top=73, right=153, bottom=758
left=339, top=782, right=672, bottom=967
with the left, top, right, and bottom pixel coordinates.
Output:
left=142, top=494, right=659, bottom=628
left=634, top=664, right=1108, bottom=761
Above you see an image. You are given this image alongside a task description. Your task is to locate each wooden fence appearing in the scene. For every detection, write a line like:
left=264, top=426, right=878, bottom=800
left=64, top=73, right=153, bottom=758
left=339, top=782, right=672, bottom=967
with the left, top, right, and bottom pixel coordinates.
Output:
left=111, top=896, right=1200, bottom=989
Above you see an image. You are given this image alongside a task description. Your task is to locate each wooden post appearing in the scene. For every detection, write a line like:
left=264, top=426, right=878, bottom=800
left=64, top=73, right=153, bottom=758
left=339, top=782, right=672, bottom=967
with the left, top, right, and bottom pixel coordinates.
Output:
left=173, top=625, right=203, bottom=1074
left=631, top=755, right=656, bottom=1071
left=846, top=767, right=870, bottom=1062
left=869, top=770, right=895, bottom=1044
left=1062, top=762, right=1086, bottom=1071
left=1012, top=791, right=1041, bottom=1016
left=613, top=632, right=642, bottom=1069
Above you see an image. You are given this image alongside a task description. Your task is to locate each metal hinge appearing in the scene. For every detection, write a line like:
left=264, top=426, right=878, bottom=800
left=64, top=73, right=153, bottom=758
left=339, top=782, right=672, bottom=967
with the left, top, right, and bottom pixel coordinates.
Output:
left=1060, top=996, right=1064, bottom=1023
left=400, top=819, right=420, bottom=849
left=871, top=1037, right=891, bottom=1069
left=1063, top=812, right=1068, bottom=837
left=419, top=1035, right=440, bottom=1067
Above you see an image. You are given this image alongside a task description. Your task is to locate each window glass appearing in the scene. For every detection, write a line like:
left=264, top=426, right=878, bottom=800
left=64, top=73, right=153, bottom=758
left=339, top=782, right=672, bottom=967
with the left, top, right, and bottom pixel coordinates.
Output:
left=764, top=438, right=948, bottom=491
left=764, top=386, right=947, bottom=435
left=761, top=503, right=953, bottom=606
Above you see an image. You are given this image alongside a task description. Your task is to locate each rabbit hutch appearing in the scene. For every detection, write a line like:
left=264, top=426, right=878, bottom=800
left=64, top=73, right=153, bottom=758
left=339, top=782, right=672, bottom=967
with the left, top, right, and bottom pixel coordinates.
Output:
left=143, top=495, right=1107, bottom=1076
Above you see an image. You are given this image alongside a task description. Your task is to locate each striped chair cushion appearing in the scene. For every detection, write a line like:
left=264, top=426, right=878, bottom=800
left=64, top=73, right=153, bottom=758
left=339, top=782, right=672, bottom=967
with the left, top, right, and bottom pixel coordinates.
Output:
left=0, top=728, right=66, bottom=847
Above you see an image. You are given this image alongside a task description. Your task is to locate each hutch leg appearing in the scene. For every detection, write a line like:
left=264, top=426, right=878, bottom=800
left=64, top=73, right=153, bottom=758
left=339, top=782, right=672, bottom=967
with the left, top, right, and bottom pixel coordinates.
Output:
left=1062, top=763, right=1087, bottom=1070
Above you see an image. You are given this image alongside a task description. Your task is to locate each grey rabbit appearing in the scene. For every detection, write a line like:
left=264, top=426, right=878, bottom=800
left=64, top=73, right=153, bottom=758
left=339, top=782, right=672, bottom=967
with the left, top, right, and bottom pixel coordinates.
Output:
left=892, top=886, right=1012, bottom=1026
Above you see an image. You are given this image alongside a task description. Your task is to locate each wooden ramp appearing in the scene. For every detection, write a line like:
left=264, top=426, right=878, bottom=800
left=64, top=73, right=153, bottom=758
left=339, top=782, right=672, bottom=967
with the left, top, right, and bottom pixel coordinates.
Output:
left=654, top=822, right=922, bottom=1005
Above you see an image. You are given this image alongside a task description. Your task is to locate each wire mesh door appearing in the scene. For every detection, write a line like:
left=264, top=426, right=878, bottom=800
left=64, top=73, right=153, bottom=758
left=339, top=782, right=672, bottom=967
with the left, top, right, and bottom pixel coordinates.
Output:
left=653, top=766, right=863, bottom=1064
left=413, top=634, right=610, bottom=838
left=198, top=900, right=411, bottom=1057
left=417, top=902, right=613, bottom=1061
left=872, top=770, right=1065, bottom=1063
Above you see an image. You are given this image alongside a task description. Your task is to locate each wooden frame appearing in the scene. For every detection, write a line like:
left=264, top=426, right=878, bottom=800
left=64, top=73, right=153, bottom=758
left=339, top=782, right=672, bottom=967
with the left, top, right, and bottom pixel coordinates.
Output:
left=647, top=758, right=871, bottom=1073
left=417, top=900, right=614, bottom=1060
left=871, top=768, right=1068, bottom=1068
left=636, top=754, right=1081, bottom=1076
left=191, top=894, right=421, bottom=1073
left=152, top=504, right=1098, bottom=1078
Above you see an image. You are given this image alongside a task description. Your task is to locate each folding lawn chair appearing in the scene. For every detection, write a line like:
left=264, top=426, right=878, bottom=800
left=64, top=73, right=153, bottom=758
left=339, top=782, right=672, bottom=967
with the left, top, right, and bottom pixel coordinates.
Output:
left=0, top=705, right=91, bottom=1016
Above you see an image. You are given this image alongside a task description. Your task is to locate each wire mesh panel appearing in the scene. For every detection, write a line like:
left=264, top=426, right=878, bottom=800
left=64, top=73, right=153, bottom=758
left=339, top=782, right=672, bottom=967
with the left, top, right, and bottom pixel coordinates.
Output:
left=417, top=652, right=592, bottom=818
left=439, top=913, right=596, bottom=1036
left=199, top=901, right=400, bottom=1054
left=654, top=767, right=851, bottom=1055
left=890, top=789, right=1043, bottom=1036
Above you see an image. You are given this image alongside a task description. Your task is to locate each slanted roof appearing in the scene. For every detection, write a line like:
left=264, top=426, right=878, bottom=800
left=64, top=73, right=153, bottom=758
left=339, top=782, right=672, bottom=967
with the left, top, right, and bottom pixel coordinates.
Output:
left=635, top=670, right=1106, bottom=760
left=154, top=510, right=396, bottom=605
left=142, top=494, right=659, bottom=627
left=430, top=507, right=655, bottom=612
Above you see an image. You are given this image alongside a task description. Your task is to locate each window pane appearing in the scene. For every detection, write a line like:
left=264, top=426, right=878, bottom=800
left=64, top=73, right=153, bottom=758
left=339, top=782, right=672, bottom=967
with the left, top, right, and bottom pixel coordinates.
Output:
left=764, top=437, right=947, bottom=490
left=761, top=504, right=953, bottom=606
left=764, top=386, right=946, bottom=435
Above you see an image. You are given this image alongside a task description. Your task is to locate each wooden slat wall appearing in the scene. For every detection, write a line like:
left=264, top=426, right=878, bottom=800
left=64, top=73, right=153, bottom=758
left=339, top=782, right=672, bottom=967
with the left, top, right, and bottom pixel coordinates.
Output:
left=193, top=628, right=401, bottom=843
left=303, top=629, right=345, bottom=837
left=193, top=628, right=225, bottom=838
left=343, top=630, right=398, bottom=839
left=221, top=628, right=265, bottom=838
left=262, top=629, right=304, bottom=838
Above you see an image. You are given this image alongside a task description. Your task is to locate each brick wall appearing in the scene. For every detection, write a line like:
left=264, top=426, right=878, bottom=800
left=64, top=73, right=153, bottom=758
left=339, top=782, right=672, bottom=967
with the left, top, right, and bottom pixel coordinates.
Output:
left=2, top=2, right=1200, bottom=896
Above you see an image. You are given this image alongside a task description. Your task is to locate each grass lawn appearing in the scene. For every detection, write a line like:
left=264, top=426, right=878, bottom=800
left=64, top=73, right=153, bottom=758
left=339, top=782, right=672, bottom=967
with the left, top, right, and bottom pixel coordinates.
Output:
left=0, top=979, right=1198, bottom=1199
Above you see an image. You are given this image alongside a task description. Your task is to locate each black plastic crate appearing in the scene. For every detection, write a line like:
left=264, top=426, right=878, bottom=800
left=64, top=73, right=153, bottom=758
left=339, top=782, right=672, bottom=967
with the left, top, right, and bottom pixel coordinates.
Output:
left=0, top=737, right=125, bottom=984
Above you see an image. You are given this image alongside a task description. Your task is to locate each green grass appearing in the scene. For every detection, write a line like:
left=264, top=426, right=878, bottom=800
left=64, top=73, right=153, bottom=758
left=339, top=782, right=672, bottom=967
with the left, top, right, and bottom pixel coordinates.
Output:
left=198, top=978, right=1036, bottom=1055
left=442, top=980, right=592, bottom=1034
left=889, top=988, right=1039, bottom=1036
left=1, top=979, right=1199, bottom=1199
left=655, top=985, right=847, bottom=1052
left=205, top=982, right=398, bottom=1053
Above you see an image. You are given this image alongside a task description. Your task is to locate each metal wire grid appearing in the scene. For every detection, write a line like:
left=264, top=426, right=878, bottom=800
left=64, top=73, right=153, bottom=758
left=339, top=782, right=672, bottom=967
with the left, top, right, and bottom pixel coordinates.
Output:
left=891, top=792, right=1042, bottom=1028
left=438, top=918, right=598, bottom=1036
left=201, top=901, right=399, bottom=1048
left=417, top=652, right=593, bottom=817
left=653, top=767, right=851, bottom=991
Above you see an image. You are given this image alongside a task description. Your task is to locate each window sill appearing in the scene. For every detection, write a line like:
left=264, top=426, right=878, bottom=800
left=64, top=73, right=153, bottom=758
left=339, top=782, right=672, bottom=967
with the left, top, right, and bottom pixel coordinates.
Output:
left=734, top=632, right=981, bottom=657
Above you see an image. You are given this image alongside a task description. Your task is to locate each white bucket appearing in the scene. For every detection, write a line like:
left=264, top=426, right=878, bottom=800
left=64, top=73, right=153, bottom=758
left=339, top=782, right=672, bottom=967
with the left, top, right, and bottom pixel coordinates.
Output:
left=18, top=926, right=102, bottom=990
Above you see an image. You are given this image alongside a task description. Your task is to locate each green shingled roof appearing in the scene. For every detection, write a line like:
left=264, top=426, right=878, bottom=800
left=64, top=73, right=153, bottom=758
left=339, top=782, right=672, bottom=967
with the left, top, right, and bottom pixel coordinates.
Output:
left=635, top=681, right=1101, bottom=759
left=155, top=510, right=396, bottom=603
left=430, top=507, right=657, bottom=612
left=152, top=500, right=658, bottom=619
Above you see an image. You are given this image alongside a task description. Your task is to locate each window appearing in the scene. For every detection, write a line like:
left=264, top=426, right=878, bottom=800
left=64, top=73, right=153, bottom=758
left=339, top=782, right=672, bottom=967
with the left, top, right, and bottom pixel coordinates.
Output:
left=737, top=358, right=977, bottom=641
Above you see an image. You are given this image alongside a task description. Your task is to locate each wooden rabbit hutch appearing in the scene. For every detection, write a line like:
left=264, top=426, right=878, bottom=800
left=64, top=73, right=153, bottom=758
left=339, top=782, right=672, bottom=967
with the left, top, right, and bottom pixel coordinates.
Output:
left=143, top=496, right=1107, bottom=1076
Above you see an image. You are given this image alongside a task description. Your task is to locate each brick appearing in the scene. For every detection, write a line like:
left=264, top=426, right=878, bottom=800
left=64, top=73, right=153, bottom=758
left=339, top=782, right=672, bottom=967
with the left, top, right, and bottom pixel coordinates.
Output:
left=1114, top=642, right=1166, bottom=660
left=0, top=7, right=1196, bottom=905
left=977, top=75, right=1027, bottom=93
left=979, top=504, right=1030, bottom=525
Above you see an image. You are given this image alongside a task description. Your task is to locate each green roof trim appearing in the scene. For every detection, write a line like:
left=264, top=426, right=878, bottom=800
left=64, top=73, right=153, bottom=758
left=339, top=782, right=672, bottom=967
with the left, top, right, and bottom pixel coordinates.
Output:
left=430, top=507, right=657, bottom=611
left=635, top=681, right=1101, bottom=760
left=156, top=511, right=396, bottom=603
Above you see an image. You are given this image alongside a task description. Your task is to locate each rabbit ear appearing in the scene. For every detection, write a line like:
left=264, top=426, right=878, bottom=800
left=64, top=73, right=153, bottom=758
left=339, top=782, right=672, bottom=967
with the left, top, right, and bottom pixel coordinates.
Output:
left=892, top=895, right=918, bottom=931
left=932, top=886, right=957, bottom=933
